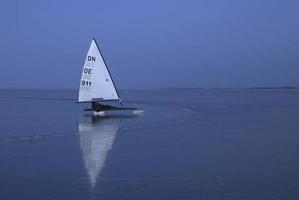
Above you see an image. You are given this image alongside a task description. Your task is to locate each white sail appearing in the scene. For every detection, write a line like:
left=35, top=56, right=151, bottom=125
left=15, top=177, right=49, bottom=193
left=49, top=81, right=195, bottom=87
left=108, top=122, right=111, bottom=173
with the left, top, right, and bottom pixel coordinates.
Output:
left=78, top=39, right=119, bottom=102
left=79, top=117, right=119, bottom=188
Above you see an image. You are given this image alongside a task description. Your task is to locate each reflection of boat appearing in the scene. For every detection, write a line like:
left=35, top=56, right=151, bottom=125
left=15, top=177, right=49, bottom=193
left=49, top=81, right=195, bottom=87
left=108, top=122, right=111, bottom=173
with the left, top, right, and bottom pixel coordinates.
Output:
left=79, top=115, right=136, bottom=189
left=79, top=116, right=119, bottom=188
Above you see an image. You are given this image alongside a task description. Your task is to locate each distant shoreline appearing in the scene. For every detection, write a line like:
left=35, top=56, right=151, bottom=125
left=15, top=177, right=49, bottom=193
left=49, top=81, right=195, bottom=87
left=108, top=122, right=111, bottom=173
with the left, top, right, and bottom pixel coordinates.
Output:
left=166, top=86, right=299, bottom=90
left=246, top=86, right=298, bottom=90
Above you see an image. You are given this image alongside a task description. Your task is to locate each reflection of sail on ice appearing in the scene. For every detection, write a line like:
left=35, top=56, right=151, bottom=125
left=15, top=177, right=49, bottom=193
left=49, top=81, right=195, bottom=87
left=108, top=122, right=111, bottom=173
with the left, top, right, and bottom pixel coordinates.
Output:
left=79, top=117, right=120, bottom=188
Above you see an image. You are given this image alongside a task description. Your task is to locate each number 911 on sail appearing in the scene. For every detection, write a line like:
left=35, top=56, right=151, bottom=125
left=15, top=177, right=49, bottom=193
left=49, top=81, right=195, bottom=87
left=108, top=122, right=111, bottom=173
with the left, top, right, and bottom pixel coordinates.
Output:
left=81, top=80, right=91, bottom=87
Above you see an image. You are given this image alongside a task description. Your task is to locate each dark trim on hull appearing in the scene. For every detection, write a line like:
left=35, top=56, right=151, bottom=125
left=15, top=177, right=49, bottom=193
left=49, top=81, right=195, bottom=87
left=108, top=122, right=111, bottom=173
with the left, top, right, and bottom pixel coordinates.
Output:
left=85, top=102, right=138, bottom=111
left=84, top=107, right=138, bottom=111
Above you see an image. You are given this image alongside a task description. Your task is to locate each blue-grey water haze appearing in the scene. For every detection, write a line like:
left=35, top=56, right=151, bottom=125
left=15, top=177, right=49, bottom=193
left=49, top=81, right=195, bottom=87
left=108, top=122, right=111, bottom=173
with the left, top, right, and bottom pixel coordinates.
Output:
left=1, top=1, right=299, bottom=199
left=1, top=89, right=299, bottom=199
left=1, top=0, right=299, bottom=89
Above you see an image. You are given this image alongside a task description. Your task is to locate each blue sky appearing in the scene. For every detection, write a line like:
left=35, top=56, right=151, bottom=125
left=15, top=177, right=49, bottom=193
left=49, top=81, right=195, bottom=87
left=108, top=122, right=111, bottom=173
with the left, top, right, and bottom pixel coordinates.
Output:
left=1, top=0, right=299, bottom=89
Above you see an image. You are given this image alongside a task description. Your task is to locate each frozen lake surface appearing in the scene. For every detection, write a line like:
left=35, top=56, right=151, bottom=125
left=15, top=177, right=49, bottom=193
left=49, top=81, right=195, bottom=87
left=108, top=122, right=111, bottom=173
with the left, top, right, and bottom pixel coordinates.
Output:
left=1, top=89, right=299, bottom=200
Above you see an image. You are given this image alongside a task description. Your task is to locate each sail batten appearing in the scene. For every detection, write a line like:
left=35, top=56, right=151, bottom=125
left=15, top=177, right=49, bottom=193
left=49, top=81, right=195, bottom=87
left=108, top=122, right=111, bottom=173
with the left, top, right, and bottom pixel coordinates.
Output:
left=78, top=39, right=119, bottom=102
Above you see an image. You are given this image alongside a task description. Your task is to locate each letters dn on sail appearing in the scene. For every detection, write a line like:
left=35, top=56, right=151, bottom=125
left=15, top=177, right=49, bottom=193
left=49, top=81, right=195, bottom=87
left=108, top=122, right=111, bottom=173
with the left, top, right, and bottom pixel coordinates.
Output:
left=88, top=56, right=96, bottom=62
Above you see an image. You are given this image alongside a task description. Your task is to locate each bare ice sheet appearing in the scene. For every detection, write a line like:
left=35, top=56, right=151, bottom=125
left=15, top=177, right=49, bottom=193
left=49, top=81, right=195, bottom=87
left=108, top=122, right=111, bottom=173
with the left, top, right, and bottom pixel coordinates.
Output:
left=1, top=89, right=299, bottom=200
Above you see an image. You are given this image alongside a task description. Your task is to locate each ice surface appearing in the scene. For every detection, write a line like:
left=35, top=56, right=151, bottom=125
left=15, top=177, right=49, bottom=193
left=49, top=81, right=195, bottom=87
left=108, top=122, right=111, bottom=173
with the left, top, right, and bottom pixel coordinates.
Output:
left=0, top=89, right=299, bottom=200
